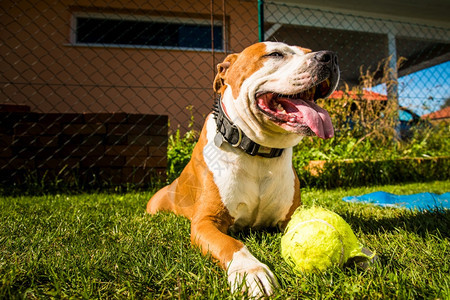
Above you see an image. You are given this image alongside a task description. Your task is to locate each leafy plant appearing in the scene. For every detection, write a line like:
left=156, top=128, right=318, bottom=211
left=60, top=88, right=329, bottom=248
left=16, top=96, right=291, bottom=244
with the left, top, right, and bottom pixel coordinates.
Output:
left=167, top=105, right=199, bottom=182
left=167, top=128, right=198, bottom=182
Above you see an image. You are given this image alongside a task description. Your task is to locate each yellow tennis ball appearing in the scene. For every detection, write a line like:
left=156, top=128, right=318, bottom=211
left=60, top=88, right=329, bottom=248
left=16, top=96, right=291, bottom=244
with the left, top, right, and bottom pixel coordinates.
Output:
left=281, top=206, right=373, bottom=273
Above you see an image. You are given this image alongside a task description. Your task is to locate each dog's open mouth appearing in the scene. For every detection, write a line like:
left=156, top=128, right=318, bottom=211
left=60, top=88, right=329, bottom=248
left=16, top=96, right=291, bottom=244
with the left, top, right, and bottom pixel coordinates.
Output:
left=256, top=79, right=334, bottom=139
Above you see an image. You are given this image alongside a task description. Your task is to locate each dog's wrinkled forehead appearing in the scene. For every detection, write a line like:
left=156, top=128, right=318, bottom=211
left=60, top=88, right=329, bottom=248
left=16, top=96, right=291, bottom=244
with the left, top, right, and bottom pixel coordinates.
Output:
left=264, top=42, right=312, bottom=56
left=215, top=42, right=313, bottom=99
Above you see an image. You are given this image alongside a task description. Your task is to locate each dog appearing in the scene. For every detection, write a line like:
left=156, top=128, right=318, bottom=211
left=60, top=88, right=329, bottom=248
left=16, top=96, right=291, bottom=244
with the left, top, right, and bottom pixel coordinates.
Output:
left=147, top=42, right=339, bottom=297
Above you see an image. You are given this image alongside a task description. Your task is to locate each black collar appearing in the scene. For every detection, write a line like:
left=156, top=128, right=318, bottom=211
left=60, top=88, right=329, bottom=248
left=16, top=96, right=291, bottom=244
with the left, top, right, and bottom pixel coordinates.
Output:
left=212, top=97, right=284, bottom=158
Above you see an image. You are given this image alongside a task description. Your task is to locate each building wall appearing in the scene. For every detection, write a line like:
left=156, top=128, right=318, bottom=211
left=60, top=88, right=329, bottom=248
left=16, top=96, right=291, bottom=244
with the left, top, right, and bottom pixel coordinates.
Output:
left=1, top=0, right=258, bottom=131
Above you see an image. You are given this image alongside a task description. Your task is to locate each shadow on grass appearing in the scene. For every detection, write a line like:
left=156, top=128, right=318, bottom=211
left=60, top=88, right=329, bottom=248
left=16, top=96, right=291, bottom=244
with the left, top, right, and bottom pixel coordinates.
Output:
left=229, top=203, right=450, bottom=241
left=341, top=208, right=450, bottom=239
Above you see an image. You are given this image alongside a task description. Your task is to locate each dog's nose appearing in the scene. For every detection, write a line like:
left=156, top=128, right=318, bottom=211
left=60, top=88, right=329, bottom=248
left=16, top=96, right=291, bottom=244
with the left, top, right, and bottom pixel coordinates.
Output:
left=314, top=51, right=338, bottom=71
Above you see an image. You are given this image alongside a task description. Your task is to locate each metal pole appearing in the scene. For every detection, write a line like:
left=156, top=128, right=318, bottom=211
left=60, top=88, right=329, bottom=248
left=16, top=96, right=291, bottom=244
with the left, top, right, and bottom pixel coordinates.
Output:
left=387, top=33, right=400, bottom=138
left=258, top=0, right=264, bottom=42
left=223, top=0, right=227, bottom=54
left=387, top=33, right=398, bottom=104
left=211, top=0, right=215, bottom=54
left=211, top=0, right=216, bottom=97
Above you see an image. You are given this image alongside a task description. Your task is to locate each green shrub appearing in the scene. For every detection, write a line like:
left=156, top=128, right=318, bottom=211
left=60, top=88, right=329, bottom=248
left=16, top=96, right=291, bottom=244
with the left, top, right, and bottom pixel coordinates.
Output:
left=292, top=122, right=449, bottom=188
left=298, top=156, right=449, bottom=189
left=167, top=128, right=198, bottom=182
left=292, top=124, right=449, bottom=167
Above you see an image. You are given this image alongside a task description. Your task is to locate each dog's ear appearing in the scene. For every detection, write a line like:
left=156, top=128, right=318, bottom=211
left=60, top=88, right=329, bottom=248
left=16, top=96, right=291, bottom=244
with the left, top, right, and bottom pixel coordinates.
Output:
left=213, top=53, right=238, bottom=93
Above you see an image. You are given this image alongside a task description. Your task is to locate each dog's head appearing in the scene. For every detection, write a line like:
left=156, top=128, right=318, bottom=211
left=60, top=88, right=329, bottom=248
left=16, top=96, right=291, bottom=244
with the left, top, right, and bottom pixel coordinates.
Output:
left=214, top=42, right=339, bottom=148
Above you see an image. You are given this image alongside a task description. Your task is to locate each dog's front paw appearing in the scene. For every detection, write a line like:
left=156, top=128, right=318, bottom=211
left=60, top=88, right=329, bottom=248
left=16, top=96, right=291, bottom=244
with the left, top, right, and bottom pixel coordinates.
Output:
left=227, top=246, right=278, bottom=298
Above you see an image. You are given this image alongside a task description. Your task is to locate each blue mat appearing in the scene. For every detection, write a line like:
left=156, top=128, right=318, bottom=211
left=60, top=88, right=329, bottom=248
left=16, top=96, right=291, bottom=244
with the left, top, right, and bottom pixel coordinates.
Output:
left=343, top=191, right=450, bottom=210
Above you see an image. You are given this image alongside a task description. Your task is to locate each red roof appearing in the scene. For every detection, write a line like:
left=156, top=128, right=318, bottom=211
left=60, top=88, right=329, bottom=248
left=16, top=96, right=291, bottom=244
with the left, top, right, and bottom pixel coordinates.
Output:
left=422, top=106, right=450, bottom=120
left=330, top=90, right=387, bottom=101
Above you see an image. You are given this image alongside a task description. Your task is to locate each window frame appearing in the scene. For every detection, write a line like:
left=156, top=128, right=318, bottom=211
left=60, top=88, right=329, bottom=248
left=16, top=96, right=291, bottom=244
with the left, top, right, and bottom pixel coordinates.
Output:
left=70, top=11, right=224, bottom=51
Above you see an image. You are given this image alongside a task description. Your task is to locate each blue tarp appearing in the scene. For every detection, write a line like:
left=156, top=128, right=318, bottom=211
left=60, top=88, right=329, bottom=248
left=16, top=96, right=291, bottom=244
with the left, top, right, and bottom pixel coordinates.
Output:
left=343, top=191, right=450, bottom=210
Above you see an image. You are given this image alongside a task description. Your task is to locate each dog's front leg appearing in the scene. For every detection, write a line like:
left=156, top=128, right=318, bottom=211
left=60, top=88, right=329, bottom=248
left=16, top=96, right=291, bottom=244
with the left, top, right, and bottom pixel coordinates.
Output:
left=226, top=245, right=279, bottom=298
left=191, top=212, right=278, bottom=298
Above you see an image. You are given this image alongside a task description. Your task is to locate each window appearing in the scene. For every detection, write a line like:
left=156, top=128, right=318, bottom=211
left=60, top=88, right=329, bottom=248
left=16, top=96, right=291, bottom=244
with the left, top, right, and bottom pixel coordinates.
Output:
left=72, top=13, right=223, bottom=50
left=399, top=109, right=414, bottom=122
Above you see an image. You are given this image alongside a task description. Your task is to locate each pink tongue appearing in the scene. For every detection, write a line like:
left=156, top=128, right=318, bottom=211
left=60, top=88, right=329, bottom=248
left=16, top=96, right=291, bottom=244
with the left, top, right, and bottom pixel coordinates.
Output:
left=287, top=99, right=334, bottom=139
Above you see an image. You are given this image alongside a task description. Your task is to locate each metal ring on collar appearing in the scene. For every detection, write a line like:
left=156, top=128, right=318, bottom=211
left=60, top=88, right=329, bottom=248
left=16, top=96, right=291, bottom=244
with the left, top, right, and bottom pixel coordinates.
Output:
left=231, top=125, right=243, bottom=147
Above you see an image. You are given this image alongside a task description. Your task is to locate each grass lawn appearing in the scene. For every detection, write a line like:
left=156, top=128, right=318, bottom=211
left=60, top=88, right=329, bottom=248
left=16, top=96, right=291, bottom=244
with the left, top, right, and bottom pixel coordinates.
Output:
left=1, top=180, right=449, bottom=299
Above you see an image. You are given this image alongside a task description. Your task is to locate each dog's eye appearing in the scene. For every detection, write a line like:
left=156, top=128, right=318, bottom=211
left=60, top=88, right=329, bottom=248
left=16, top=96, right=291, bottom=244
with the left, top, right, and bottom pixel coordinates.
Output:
left=266, top=52, right=284, bottom=58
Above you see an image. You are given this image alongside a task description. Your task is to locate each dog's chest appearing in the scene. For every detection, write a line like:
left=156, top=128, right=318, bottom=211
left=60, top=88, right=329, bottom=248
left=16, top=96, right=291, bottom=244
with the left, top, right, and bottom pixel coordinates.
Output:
left=204, top=116, right=295, bottom=230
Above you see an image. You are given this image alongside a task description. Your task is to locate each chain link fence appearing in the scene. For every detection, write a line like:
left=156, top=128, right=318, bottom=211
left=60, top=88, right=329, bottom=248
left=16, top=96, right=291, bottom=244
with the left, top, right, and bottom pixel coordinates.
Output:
left=264, top=1, right=450, bottom=115
left=1, top=0, right=449, bottom=189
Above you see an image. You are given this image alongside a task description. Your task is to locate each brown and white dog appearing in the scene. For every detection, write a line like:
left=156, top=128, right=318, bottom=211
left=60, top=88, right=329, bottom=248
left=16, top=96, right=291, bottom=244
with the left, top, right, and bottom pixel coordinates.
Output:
left=147, top=42, right=339, bottom=297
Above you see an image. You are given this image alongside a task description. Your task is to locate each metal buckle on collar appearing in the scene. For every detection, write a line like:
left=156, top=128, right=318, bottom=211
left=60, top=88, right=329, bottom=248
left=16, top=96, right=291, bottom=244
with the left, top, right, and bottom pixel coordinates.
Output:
left=213, top=95, right=284, bottom=158
left=258, top=145, right=272, bottom=155
left=231, top=125, right=243, bottom=147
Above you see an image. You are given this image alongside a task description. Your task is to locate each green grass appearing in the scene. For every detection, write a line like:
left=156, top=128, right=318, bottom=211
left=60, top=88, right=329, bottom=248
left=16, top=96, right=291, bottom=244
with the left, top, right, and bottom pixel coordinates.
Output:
left=1, top=180, right=449, bottom=299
